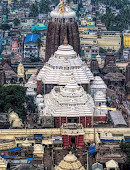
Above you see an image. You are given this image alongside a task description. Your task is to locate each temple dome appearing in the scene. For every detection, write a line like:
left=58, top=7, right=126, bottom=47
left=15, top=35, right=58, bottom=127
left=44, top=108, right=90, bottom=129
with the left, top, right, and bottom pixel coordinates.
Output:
left=36, top=94, right=44, bottom=105
left=22, top=139, right=31, bottom=147
left=55, top=44, right=76, bottom=56
left=91, top=76, right=107, bottom=89
left=37, top=42, right=94, bottom=85
left=41, top=78, right=94, bottom=117
left=50, top=1, right=76, bottom=19
left=94, top=91, right=106, bottom=102
left=9, top=111, right=19, bottom=123
left=17, top=63, right=24, bottom=76
left=25, top=74, right=37, bottom=89
left=56, top=152, right=85, bottom=170
left=26, top=87, right=36, bottom=96
left=0, top=156, right=7, bottom=169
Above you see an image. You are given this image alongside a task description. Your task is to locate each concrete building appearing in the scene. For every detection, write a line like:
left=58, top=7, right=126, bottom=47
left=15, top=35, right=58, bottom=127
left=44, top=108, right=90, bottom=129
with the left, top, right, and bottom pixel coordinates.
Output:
left=123, top=33, right=130, bottom=48
left=24, top=34, right=40, bottom=59
left=97, top=31, right=121, bottom=51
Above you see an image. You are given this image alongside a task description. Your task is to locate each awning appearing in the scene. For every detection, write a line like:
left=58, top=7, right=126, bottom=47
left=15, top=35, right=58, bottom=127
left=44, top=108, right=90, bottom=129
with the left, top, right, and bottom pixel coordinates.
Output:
left=27, top=157, right=34, bottom=161
left=1, top=155, right=16, bottom=159
left=34, top=134, right=43, bottom=140
left=9, top=147, right=21, bottom=152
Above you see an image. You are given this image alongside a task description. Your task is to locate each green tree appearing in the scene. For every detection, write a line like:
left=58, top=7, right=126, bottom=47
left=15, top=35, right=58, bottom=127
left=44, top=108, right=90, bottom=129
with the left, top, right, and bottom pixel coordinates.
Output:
left=0, top=24, right=10, bottom=30
left=39, top=0, right=51, bottom=14
left=3, top=7, right=9, bottom=16
left=13, top=18, right=20, bottom=26
left=29, top=2, right=39, bottom=17
left=0, top=85, right=27, bottom=120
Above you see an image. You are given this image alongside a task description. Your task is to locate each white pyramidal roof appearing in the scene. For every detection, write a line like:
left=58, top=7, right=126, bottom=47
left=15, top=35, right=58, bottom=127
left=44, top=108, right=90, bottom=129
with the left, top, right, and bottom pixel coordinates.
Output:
left=94, top=104, right=108, bottom=117
left=50, top=0, right=76, bottom=19
left=25, top=74, right=37, bottom=89
left=37, top=44, right=94, bottom=85
left=41, top=78, right=94, bottom=117
left=94, top=91, right=106, bottom=102
left=91, top=76, right=107, bottom=89
left=26, top=87, right=36, bottom=96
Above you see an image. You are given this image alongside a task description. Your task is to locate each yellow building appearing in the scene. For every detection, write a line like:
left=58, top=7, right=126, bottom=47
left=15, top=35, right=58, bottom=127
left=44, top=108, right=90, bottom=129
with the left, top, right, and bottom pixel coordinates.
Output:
left=123, top=33, right=130, bottom=48
left=97, top=32, right=121, bottom=51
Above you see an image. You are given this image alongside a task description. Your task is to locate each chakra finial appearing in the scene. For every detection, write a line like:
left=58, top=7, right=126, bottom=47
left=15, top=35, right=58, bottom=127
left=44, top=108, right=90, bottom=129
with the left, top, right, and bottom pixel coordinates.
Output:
left=63, top=36, right=68, bottom=45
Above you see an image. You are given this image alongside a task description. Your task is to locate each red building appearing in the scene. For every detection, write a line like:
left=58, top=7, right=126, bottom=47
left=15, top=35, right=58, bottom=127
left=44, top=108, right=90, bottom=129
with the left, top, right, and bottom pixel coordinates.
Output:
left=61, top=124, right=85, bottom=148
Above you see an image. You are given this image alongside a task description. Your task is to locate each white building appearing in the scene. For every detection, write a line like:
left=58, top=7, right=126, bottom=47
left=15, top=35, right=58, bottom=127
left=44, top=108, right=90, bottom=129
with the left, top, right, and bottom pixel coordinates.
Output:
left=90, top=76, right=107, bottom=97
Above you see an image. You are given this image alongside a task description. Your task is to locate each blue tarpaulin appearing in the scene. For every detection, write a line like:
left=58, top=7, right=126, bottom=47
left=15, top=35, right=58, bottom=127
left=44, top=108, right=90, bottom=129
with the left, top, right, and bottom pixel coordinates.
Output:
left=27, top=157, right=34, bottom=161
left=101, top=139, right=120, bottom=142
left=24, top=34, right=40, bottom=43
left=34, top=134, right=43, bottom=140
left=88, top=145, right=96, bottom=155
left=125, top=138, right=130, bottom=142
left=89, top=146, right=95, bottom=150
left=88, top=149, right=96, bottom=155
left=1, top=155, right=16, bottom=159
left=9, top=147, right=21, bottom=152
left=55, top=138, right=60, bottom=141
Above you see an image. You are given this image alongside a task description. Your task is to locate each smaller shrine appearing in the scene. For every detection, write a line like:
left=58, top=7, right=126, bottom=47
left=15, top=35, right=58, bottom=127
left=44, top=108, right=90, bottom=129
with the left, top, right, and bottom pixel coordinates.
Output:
left=0, top=156, right=7, bottom=170
left=56, top=151, right=85, bottom=170
left=90, top=76, right=107, bottom=97
left=17, top=62, right=25, bottom=83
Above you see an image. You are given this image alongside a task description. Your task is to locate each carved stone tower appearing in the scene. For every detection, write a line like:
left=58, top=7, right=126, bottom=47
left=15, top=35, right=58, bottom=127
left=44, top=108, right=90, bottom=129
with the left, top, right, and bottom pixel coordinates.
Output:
left=45, top=0, right=80, bottom=62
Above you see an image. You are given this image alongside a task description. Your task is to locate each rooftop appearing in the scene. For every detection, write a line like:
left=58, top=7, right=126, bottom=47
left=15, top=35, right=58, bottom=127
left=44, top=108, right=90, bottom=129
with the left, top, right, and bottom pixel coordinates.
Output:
left=24, top=34, right=40, bottom=43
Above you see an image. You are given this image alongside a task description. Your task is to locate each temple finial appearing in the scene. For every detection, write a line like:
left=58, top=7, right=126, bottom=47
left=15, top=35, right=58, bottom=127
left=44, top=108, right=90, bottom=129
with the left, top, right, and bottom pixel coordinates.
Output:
left=63, top=36, right=68, bottom=45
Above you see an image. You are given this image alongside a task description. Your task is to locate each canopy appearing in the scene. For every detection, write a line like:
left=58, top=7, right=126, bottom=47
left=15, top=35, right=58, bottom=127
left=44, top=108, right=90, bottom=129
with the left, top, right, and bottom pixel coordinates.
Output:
left=9, top=147, right=21, bottom=152
left=1, top=155, right=16, bottom=159
left=27, top=157, right=34, bottom=161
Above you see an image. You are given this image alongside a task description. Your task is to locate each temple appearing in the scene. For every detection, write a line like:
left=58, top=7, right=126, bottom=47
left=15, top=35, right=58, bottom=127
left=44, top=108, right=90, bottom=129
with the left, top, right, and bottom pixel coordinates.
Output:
left=45, top=0, right=80, bottom=62
left=56, top=152, right=85, bottom=170
left=37, top=41, right=94, bottom=94
left=36, top=77, right=107, bottom=128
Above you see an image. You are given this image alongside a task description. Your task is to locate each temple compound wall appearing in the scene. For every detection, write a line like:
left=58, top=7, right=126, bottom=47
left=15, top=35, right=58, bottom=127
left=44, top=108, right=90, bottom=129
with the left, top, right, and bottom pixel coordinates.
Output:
left=0, top=128, right=129, bottom=143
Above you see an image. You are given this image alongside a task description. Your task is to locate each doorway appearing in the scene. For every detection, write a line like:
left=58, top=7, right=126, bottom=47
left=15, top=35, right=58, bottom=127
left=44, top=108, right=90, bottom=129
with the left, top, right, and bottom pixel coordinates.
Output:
left=68, top=118, right=78, bottom=123
left=71, top=136, right=76, bottom=147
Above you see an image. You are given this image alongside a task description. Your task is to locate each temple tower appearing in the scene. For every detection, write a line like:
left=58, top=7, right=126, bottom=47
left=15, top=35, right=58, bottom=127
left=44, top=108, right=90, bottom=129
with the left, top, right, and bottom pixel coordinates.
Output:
left=45, top=0, right=80, bottom=62
left=17, top=63, right=25, bottom=83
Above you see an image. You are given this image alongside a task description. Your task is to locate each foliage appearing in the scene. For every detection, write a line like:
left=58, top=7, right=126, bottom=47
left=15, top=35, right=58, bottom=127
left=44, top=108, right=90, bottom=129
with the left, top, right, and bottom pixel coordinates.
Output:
left=13, top=18, right=20, bottom=26
left=0, top=24, right=10, bottom=30
left=29, top=2, right=39, bottom=17
left=3, top=7, right=9, bottom=16
left=101, top=7, right=130, bottom=32
left=92, top=0, right=130, bottom=9
left=99, top=47, right=107, bottom=54
left=39, top=0, right=51, bottom=14
left=0, top=85, right=27, bottom=120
